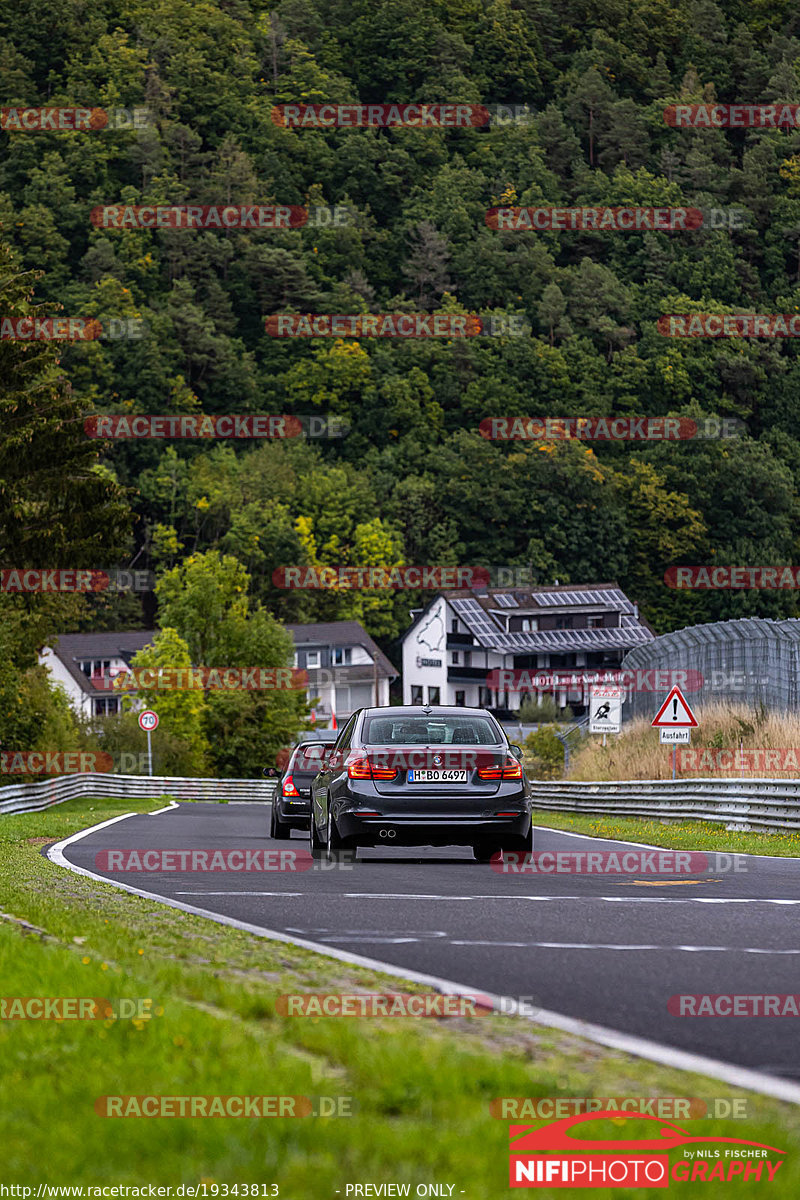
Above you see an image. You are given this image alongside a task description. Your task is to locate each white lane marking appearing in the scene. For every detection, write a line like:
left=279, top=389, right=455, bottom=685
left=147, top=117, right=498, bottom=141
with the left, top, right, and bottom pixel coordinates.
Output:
left=149, top=800, right=180, bottom=815
left=46, top=815, right=800, bottom=1108
left=535, top=824, right=800, bottom=862
left=171, top=890, right=800, bottom=905
left=298, top=935, right=800, bottom=953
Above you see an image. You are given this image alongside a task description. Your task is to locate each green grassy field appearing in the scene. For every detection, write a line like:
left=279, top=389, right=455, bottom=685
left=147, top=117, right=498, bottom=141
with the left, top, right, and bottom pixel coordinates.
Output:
left=1, top=797, right=798, bottom=1195
left=532, top=810, right=800, bottom=856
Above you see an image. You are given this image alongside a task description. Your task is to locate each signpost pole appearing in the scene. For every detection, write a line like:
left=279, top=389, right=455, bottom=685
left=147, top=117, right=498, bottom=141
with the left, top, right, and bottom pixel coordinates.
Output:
left=138, top=710, right=159, bottom=777
left=672, top=742, right=676, bottom=780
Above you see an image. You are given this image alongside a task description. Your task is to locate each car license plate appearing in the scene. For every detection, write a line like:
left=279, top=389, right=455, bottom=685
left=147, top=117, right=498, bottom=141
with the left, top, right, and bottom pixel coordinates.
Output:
left=407, top=769, right=468, bottom=783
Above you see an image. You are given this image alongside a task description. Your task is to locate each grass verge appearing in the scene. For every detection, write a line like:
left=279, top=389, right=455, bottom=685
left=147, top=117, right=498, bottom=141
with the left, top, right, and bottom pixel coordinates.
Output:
left=532, top=810, right=800, bottom=857
left=0, top=796, right=798, bottom=1194
left=568, top=704, right=800, bottom=782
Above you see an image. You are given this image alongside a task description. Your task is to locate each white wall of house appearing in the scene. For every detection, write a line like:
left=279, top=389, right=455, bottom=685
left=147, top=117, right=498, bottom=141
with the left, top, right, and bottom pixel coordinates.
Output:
left=402, top=595, right=449, bottom=703
left=39, top=648, right=89, bottom=714
left=39, top=648, right=142, bottom=718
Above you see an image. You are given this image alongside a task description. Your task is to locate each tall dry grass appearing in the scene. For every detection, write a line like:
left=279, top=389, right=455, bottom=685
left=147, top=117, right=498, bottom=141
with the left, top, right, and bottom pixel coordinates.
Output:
left=568, top=704, right=800, bottom=781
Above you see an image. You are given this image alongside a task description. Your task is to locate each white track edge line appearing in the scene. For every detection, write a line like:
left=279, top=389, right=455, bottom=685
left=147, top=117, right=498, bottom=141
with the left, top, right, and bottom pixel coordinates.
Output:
left=44, top=814, right=800, bottom=1108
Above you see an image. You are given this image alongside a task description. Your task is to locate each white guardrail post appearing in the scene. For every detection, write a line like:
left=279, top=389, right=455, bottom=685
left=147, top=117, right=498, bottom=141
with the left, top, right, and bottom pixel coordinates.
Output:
left=0, top=774, right=278, bottom=816
left=528, top=778, right=800, bottom=833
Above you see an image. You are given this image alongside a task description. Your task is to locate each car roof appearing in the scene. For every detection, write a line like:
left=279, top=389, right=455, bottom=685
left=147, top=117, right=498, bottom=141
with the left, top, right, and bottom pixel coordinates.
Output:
left=359, top=706, right=495, bottom=718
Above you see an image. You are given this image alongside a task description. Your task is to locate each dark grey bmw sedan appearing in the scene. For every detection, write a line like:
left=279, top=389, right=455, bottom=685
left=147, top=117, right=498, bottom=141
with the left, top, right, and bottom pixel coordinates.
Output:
left=309, top=705, right=533, bottom=861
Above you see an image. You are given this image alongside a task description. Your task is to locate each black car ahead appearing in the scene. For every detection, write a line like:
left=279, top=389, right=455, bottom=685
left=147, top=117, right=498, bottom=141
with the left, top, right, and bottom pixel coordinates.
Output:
left=270, top=738, right=337, bottom=838
left=309, top=705, right=532, bottom=860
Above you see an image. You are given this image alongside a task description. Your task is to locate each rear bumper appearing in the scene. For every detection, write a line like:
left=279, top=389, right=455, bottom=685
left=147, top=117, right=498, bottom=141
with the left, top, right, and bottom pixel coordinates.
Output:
left=274, top=795, right=311, bottom=829
left=336, top=811, right=531, bottom=847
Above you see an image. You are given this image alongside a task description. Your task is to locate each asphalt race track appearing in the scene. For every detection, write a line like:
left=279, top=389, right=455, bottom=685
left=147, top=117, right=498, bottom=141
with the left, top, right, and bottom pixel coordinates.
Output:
left=52, top=802, right=800, bottom=1085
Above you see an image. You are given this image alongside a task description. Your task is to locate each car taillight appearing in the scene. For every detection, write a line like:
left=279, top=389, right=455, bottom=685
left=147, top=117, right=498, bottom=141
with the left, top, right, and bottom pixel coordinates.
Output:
left=282, top=775, right=300, bottom=796
left=345, top=753, right=397, bottom=781
left=477, top=755, right=523, bottom=780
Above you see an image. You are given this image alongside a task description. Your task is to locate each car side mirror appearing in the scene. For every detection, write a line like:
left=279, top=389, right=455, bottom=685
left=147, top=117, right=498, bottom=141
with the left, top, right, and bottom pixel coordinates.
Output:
left=262, top=766, right=280, bottom=779
left=509, top=744, right=523, bottom=761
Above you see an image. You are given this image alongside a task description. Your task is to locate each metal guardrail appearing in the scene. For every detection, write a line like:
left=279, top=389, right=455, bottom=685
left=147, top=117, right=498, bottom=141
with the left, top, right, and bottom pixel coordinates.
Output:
left=529, top=778, right=800, bottom=832
left=0, top=774, right=277, bottom=816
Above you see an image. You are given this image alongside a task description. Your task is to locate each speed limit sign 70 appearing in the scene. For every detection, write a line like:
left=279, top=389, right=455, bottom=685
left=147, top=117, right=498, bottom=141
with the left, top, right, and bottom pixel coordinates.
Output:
left=138, top=710, right=159, bottom=732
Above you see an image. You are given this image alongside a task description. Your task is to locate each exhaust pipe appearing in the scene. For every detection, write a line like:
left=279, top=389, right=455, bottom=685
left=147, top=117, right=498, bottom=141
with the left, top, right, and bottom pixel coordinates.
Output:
left=379, top=829, right=396, bottom=839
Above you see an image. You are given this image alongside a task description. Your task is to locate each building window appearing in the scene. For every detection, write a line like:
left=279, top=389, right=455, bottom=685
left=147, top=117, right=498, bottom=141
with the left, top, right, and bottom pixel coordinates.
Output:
left=411, top=685, right=424, bottom=705
left=521, top=618, right=538, bottom=632
left=451, top=619, right=459, bottom=633
left=455, top=690, right=466, bottom=706
left=94, top=697, right=119, bottom=716
left=427, top=686, right=440, bottom=705
left=81, top=659, right=112, bottom=678
left=451, top=651, right=460, bottom=665
left=555, top=617, right=573, bottom=629
left=463, top=651, right=471, bottom=666
left=587, top=614, right=603, bottom=627
left=332, top=647, right=352, bottom=665
left=306, top=650, right=321, bottom=668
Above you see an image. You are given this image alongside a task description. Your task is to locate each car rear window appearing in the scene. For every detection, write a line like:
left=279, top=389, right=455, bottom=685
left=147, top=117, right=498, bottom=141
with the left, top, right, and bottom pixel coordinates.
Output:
left=362, top=715, right=502, bottom=745
left=291, top=744, right=333, bottom=770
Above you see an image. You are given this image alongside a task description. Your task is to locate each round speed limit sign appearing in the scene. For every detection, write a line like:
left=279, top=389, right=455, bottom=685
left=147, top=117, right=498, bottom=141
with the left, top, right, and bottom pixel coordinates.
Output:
left=138, top=710, right=159, bottom=732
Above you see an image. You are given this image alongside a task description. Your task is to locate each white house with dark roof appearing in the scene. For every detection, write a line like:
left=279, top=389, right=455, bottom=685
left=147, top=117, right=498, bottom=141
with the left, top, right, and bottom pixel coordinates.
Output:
left=39, top=631, right=157, bottom=717
left=40, top=621, right=397, bottom=729
left=285, top=621, right=397, bottom=727
left=401, top=583, right=654, bottom=716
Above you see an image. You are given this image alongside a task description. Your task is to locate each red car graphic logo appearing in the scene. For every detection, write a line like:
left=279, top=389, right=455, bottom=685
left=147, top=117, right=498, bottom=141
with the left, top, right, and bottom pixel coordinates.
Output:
left=510, top=1111, right=785, bottom=1155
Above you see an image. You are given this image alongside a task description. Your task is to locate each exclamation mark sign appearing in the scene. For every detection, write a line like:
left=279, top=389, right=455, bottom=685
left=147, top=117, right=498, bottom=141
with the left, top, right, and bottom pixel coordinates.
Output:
left=672, top=697, right=678, bottom=721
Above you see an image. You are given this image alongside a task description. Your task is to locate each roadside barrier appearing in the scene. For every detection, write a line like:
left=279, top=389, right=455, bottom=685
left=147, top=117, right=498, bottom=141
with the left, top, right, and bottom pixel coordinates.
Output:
left=0, top=773, right=277, bottom=815
left=529, top=779, right=800, bottom=832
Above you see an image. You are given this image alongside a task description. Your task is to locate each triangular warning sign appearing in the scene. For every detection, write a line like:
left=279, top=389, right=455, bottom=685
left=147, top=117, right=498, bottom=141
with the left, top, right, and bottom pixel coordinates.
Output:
left=652, top=685, right=698, bottom=728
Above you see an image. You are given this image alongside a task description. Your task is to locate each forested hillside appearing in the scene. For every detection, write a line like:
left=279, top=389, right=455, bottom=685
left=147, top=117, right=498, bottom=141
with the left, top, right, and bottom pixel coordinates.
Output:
left=3, top=0, right=800, bottom=686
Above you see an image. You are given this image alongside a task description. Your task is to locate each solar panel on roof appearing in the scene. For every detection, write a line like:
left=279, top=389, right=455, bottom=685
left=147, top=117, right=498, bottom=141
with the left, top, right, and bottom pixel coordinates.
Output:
left=532, top=588, right=634, bottom=611
left=493, top=593, right=520, bottom=608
